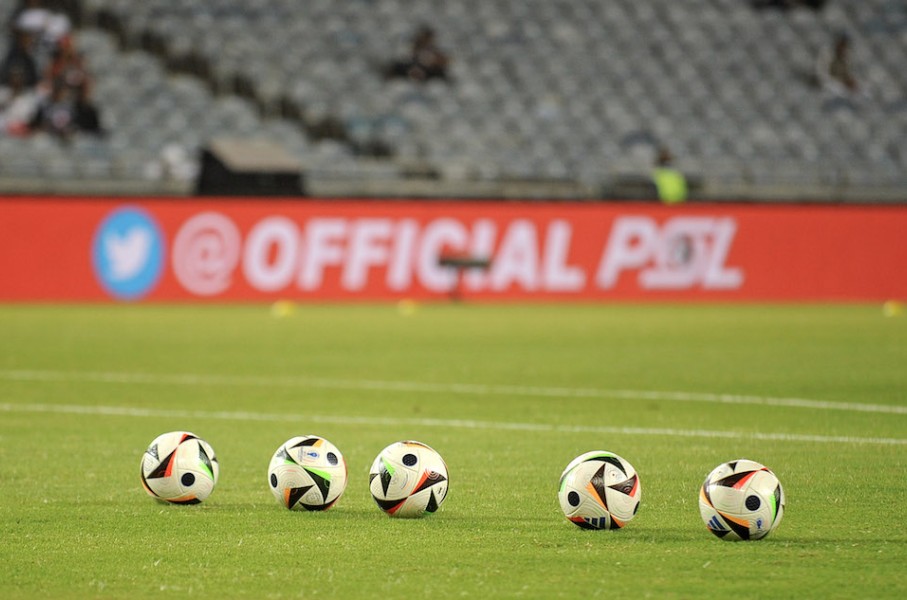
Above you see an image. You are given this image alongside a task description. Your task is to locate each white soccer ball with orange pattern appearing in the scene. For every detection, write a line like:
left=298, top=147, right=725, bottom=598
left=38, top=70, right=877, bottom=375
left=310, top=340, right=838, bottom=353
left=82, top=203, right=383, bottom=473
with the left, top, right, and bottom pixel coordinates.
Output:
left=369, top=441, right=449, bottom=518
left=699, top=459, right=785, bottom=541
left=140, top=431, right=219, bottom=504
left=558, top=451, right=641, bottom=530
left=268, top=435, right=348, bottom=511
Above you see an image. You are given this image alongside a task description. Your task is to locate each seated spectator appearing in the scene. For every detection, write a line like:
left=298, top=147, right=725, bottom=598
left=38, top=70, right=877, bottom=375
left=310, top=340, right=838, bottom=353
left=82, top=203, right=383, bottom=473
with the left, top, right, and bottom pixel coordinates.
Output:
left=0, top=29, right=39, bottom=88
left=0, top=0, right=92, bottom=140
left=45, top=37, right=88, bottom=91
left=385, top=25, right=450, bottom=82
left=816, top=33, right=859, bottom=97
left=0, top=66, right=42, bottom=136
left=14, top=0, right=72, bottom=72
left=73, top=82, right=102, bottom=135
left=30, top=78, right=76, bottom=139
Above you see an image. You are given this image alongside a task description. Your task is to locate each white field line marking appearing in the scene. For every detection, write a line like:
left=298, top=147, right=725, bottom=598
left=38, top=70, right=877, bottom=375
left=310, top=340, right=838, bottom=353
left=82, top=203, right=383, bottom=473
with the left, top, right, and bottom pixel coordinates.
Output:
left=0, top=401, right=904, bottom=446
left=1, top=368, right=906, bottom=415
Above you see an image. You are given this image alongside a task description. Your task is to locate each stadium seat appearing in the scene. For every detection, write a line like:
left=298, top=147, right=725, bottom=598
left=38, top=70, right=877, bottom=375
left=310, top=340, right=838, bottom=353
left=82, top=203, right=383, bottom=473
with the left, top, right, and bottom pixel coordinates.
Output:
left=0, top=0, right=904, bottom=197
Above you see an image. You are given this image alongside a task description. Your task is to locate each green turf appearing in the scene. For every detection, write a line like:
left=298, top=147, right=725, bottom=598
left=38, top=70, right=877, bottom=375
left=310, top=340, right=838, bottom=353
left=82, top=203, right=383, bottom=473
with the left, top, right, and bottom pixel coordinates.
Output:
left=0, top=304, right=905, bottom=598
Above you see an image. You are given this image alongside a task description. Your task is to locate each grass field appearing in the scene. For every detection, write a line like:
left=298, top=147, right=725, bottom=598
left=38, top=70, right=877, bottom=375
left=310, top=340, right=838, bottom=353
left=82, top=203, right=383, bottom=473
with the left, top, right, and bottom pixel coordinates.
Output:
left=0, top=303, right=905, bottom=598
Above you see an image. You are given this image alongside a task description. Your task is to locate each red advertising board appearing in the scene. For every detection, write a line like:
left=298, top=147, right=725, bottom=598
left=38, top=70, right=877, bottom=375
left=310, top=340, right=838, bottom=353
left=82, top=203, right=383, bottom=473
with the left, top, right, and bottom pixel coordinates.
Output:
left=1, top=197, right=905, bottom=302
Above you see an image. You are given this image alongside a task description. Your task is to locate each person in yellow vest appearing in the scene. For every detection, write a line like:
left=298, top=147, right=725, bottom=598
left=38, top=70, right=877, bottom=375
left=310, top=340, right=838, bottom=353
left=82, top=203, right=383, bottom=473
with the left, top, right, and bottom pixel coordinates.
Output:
left=651, top=146, right=688, bottom=205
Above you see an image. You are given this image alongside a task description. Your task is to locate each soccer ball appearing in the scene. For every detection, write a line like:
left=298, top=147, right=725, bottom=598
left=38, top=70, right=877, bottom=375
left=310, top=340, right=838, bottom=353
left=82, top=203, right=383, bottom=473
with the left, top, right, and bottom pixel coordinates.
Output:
left=558, top=451, right=641, bottom=530
left=369, top=441, right=449, bottom=518
left=699, top=459, right=785, bottom=541
left=268, top=436, right=348, bottom=511
left=140, top=431, right=219, bottom=504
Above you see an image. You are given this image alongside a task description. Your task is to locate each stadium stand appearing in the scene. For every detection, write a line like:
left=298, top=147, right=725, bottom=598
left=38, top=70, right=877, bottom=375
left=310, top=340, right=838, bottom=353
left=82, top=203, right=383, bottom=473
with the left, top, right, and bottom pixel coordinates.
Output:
left=0, top=0, right=905, bottom=200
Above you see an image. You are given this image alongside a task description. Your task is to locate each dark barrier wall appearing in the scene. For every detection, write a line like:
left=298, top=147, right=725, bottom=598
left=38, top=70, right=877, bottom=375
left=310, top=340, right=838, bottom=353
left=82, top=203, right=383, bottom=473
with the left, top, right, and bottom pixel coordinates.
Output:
left=1, top=197, right=905, bottom=302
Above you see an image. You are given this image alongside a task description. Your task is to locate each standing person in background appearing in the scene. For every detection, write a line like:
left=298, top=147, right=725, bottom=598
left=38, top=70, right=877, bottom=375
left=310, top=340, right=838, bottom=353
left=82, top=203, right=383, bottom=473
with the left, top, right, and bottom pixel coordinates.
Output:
left=651, top=146, right=688, bottom=205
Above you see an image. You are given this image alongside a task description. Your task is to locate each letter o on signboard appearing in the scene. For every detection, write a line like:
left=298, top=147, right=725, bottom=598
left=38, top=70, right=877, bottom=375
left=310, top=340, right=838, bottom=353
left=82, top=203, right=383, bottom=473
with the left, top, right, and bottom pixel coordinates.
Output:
left=243, top=217, right=299, bottom=292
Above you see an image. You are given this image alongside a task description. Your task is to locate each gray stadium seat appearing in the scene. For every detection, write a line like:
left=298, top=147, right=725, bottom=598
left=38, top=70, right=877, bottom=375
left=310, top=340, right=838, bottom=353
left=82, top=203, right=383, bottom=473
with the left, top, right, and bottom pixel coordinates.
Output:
left=0, top=0, right=904, bottom=195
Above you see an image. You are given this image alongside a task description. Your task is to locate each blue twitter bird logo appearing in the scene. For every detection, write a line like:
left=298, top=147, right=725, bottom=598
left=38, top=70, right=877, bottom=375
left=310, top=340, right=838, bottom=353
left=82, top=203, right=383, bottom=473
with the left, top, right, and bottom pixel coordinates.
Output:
left=92, top=207, right=165, bottom=299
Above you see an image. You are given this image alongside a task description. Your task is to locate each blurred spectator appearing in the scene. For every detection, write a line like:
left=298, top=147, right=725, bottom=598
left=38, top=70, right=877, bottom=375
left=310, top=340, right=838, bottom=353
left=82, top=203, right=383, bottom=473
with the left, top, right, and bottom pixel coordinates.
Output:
left=1, top=0, right=98, bottom=140
left=0, top=29, right=39, bottom=88
left=816, top=33, right=859, bottom=97
left=0, top=66, right=41, bottom=136
left=651, top=147, right=688, bottom=205
left=31, top=78, right=76, bottom=138
left=13, top=0, right=72, bottom=73
left=385, top=25, right=450, bottom=82
left=73, top=82, right=102, bottom=135
left=45, top=37, right=89, bottom=91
